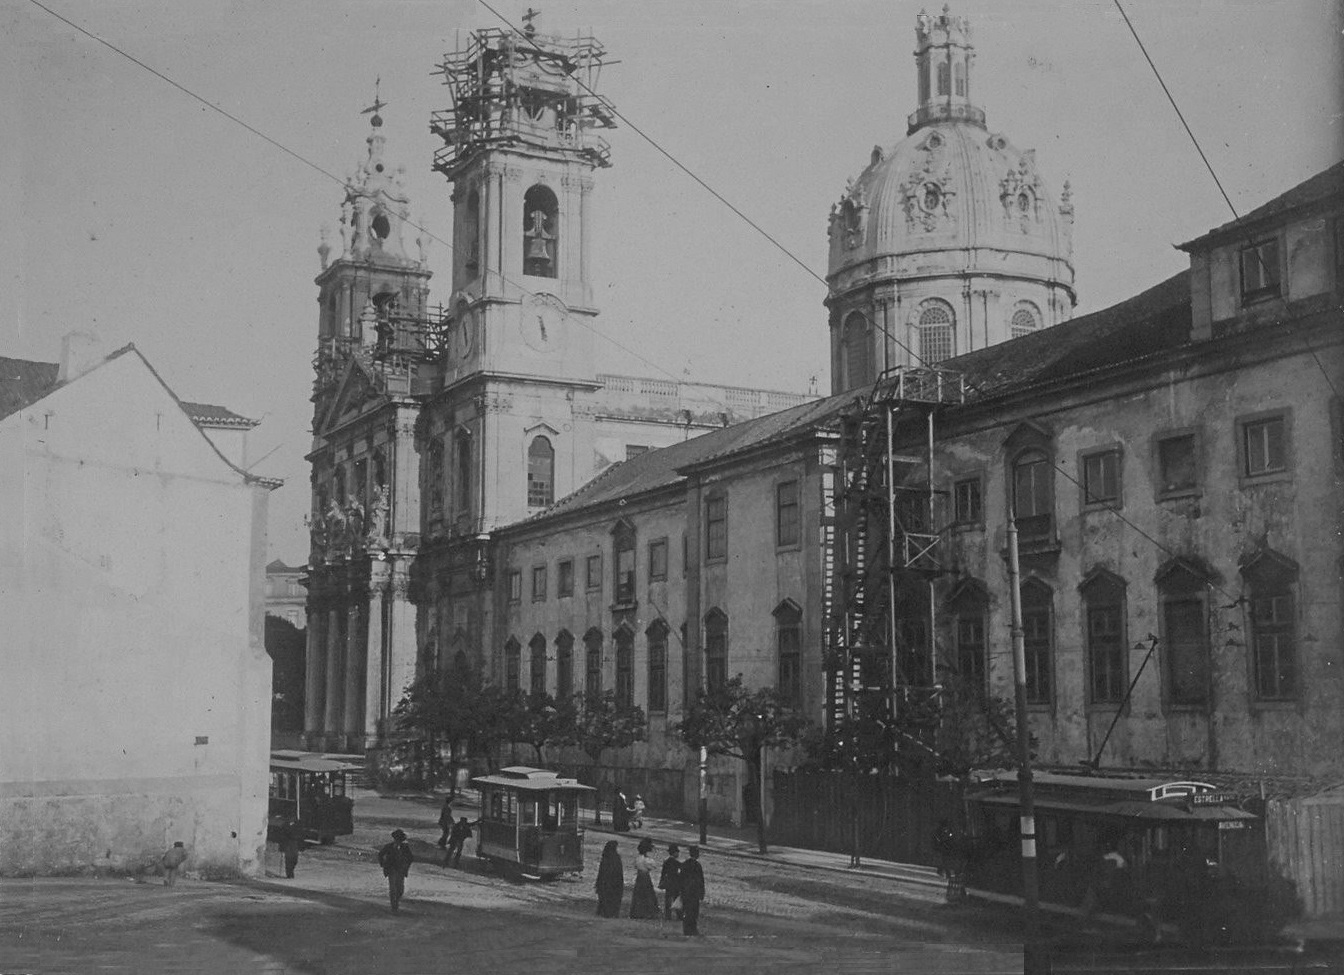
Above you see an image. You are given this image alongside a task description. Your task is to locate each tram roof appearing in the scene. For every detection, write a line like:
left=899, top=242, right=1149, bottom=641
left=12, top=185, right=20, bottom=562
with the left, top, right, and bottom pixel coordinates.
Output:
left=471, top=766, right=595, bottom=792
left=269, top=751, right=361, bottom=773
left=967, top=770, right=1258, bottom=821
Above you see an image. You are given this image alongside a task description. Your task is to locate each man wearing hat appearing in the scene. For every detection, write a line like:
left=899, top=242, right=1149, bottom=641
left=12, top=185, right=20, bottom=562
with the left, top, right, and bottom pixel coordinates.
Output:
left=658, top=843, right=682, bottom=920
left=377, top=829, right=415, bottom=912
left=680, top=845, right=706, bottom=935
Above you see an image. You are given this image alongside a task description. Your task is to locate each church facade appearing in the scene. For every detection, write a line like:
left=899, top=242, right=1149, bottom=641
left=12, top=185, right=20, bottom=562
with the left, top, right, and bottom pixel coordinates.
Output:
left=300, top=13, right=1343, bottom=911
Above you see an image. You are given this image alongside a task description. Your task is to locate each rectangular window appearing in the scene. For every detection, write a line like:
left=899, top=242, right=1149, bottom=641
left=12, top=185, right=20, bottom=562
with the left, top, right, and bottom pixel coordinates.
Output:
left=1243, top=416, right=1287, bottom=477
left=615, top=544, right=636, bottom=605
left=705, top=495, right=727, bottom=561
left=1163, top=597, right=1209, bottom=705
left=778, top=619, right=802, bottom=707
left=648, top=538, right=668, bottom=581
left=615, top=634, right=634, bottom=708
left=1082, top=449, right=1120, bottom=506
left=954, top=615, right=986, bottom=693
left=647, top=631, right=667, bottom=713
left=1012, top=452, right=1053, bottom=540
left=1157, top=434, right=1198, bottom=496
left=1251, top=592, right=1296, bottom=700
left=776, top=480, right=801, bottom=547
left=953, top=476, right=983, bottom=524
left=557, top=559, right=574, bottom=598
left=585, top=554, right=602, bottom=591
left=1022, top=605, right=1053, bottom=705
left=1087, top=604, right=1125, bottom=704
left=508, top=570, right=522, bottom=603
left=531, top=565, right=547, bottom=602
left=585, top=641, right=602, bottom=699
left=1240, top=238, right=1281, bottom=304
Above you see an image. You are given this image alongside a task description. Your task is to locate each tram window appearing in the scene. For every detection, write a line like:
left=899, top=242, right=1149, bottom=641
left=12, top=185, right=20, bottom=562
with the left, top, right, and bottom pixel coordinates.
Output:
left=490, top=790, right=504, bottom=821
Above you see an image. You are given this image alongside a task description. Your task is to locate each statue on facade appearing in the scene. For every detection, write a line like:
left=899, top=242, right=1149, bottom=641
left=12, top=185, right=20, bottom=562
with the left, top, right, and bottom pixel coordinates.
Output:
left=366, top=484, right=391, bottom=549
left=324, top=498, right=349, bottom=553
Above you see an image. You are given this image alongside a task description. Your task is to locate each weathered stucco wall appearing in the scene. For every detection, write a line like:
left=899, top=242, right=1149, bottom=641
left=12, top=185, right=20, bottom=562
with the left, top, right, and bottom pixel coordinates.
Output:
left=0, top=351, right=272, bottom=876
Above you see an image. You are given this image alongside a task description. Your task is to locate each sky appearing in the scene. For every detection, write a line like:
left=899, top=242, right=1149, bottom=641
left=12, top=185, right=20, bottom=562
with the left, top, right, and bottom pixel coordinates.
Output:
left=3, top=0, right=1341, bottom=564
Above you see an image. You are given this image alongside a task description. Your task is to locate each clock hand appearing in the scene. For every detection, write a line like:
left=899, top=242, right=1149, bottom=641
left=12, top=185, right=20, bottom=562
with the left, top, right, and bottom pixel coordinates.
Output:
left=536, top=315, right=547, bottom=340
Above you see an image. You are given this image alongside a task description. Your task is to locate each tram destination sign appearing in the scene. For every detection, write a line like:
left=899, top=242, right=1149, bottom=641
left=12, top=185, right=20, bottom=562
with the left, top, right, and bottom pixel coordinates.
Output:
left=1190, top=792, right=1237, bottom=806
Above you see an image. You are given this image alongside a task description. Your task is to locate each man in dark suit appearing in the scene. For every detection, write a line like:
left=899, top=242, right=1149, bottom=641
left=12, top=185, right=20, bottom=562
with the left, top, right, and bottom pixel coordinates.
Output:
left=680, top=845, right=705, bottom=935
left=377, top=829, right=415, bottom=912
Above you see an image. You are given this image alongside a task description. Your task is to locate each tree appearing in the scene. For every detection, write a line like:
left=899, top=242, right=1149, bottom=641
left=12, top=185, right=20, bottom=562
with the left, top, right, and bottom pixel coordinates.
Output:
left=509, top=691, right=576, bottom=766
left=675, top=674, right=811, bottom=852
left=264, top=616, right=306, bottom=733
left=566, top=690, right=647, bottom=823
left=391, top=662, right=512, bottom=792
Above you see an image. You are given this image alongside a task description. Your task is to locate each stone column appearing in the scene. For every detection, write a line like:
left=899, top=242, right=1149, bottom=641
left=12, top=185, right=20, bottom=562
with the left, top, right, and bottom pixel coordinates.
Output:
left=579, top=175, right=595, bottom=307
left=363, top=567, right=391, bottom=741
left=483, top=164, right=503, bottom=298
left=323, top=606, right=344, bottom=738
left=386, top=565, right=419, bottom=722
left=303, top=605, right=326, bottom=740
left=342, top=600, right=367, bottom=746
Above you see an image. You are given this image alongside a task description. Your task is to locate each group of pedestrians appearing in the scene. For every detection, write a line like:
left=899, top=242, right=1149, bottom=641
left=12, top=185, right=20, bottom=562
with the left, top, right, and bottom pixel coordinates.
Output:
left=436, top=797, right=477, bottom=869
left=596, top=838, right=706, bottom=935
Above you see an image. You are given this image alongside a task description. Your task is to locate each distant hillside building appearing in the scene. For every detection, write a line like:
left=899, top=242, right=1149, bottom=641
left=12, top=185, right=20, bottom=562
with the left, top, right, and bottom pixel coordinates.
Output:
left=0, top=339, right=277, bottom=877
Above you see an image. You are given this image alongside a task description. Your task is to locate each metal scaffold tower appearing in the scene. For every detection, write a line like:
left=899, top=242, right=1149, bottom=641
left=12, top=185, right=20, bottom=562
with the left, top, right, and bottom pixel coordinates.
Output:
left=822, top=365, right=965, bottom=764
left=430, top=23, right=617, bottom=181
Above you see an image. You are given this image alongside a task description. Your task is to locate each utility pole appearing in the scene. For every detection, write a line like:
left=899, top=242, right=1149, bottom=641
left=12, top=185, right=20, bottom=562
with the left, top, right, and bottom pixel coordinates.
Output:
left=1007, top=518, right=1046, bottom=973
left=699, top=745, right=708, bottom=844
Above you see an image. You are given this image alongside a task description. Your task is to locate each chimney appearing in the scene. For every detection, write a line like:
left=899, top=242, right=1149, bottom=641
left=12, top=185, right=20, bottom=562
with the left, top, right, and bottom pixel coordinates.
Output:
left=57, top=330, right=104, bottom=383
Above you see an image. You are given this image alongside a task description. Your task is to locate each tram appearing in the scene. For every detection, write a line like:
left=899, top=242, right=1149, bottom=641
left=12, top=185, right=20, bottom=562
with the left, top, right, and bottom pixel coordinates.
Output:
left=268, top=750, right=358, bottom=844
left=471, top=766, right=595, bottom=879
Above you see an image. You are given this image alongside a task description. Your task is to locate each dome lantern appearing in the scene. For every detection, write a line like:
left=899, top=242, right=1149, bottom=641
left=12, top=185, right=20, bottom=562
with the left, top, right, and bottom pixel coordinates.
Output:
left=909, top=5, right=984, bottom=134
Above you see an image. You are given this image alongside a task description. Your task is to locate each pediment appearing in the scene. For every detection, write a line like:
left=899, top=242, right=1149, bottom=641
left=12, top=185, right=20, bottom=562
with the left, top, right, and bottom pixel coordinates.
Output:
left=316, top=359, right=390, bottom=437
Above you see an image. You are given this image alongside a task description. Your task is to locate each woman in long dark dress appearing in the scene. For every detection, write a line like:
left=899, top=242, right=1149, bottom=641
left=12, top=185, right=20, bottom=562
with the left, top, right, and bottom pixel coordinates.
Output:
left=595, top=840, right=624, bottom=917
left=629, top=837, right=660, bottom=919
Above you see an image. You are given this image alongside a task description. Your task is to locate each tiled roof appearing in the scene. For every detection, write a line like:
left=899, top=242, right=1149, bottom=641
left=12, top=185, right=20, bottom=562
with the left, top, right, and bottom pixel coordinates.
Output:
left=0, top=357, right=60, bottom=421
left=506, top=270, right=1193, bottom=530
left=181, top=401, right=258, bottom=428
left=1178, top=159, right=1344, bottom=250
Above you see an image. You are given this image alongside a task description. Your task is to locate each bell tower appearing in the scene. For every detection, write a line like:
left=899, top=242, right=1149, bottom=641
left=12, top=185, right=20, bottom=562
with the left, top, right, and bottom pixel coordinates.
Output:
left=430, top=17, right=616, bottom=385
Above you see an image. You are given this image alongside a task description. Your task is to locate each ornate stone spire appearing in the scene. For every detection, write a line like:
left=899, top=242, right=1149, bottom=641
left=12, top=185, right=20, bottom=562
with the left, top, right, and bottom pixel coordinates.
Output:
left=909, top=5, right=984, bottom=134
left=330, top=85, right=425, bottom=269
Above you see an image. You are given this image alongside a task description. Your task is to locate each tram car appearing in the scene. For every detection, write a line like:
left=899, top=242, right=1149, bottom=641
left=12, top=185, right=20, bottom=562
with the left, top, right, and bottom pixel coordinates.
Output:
left=471, top=766, right=595, bottom=879
left=268, top=750, right=358, bottom=844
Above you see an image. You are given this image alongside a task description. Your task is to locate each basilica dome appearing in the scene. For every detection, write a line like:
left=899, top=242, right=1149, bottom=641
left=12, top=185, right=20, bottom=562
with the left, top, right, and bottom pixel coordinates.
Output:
left=827, top=6, right=1077, bottom=393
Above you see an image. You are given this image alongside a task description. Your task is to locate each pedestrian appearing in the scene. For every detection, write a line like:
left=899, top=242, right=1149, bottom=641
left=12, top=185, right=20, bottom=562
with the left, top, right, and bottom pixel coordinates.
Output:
left=932, top=818, right=955, bottom=878
left=445, top=815, right=478, bottom=868
left=630, top=837, right=660, bottom=919
left=658, top=843, right=683, bottom=920
left=680, top=844, right=705, bottom=936
left=612, top=789, right=630, bottom=832
left=377, top=828, right=415, bottom=913
left=279, top=819, right=303, bottom=879
left=161, top=841, right=188, bottom=887
left=631, top=794, right=646, bottom=829
left=595, top=839, right=624, bottom=918
left=436, top=796, right=454, bottom=848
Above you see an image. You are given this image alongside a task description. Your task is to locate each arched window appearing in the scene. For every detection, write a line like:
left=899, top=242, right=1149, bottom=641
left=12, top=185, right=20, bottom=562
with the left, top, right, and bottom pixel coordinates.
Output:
left=937, top=60, right=951, bottom=97
left=427, top=438, right=445, bottom=516
left=918, top=303, right=954, bottom=365
left=504, top=638, right=521, bottom=693
left=1157, top=559, right=1211, bottom=705
left=646, top=620, right=668, bottom=713
left=704, top=609, right=728, bottom=694
left=614, top=627, right=634, bottom=708
left=523, top=184, right=558, bottom=278
left=583, top=628, right=603, bottom=699
left=947, top=579, right=989, bottom=696
left=527, top=436, right=555, bottom=508
left=1011, top=448, right=1054, bottom=540
left=1010, top=304, right=1040, bottom=339
left=918, top=59, right=931, bottom=103
left=1241, top=549, right=1299, bottom=701
left=1021, top=579, right=1054, bottom=705
left=333, top=465, right=347, bottom=505
left=455, top=430, right=473, bottom=516
left=555, top=630, right=574, bottom=700
left=529, top=633, right=547, bottom=695
left=842, top=311, right=872, bottom=389
left=953, top=60, right=966, bottom=97
left=774, top=600, right=803, bottom=707
left=452, top=649, right=469, bottom=676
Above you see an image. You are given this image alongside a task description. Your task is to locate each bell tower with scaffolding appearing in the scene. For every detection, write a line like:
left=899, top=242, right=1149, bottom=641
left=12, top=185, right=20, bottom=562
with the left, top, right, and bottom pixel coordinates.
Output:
left=430, top=14, right=616, bottom=388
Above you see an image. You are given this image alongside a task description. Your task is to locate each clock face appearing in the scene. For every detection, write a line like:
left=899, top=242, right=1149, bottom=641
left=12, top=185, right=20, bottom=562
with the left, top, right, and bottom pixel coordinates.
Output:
left=521, top=295, right=566, bottom=352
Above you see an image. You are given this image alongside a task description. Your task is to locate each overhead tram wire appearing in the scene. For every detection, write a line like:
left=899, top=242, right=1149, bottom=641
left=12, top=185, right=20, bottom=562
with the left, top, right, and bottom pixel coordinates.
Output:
left=1113, top=0, right=1339, bottom=399
left=23, top=0, right=733, bottom=400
